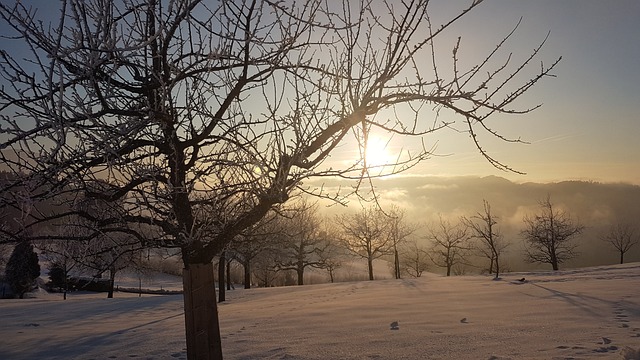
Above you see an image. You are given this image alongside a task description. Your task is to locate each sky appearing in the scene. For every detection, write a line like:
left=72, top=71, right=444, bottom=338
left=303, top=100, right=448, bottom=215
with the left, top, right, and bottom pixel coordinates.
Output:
left=2, top=264, right=640, bottom=359
left=406, top=0, right=640, bottom=184
left=0, top=1, right=638, bottom=185
left=328, top=0, right=640, bottom=186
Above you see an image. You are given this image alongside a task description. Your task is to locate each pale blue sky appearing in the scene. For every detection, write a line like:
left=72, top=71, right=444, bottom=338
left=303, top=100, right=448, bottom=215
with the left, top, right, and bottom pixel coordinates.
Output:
left=415, top=0, right=640, bottom=184
left=1, top=1, right=638, bottom=184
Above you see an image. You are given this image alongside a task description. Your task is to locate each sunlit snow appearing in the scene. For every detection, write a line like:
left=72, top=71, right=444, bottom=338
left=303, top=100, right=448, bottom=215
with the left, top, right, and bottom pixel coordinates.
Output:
left=1, top=264, right=640, bottom=359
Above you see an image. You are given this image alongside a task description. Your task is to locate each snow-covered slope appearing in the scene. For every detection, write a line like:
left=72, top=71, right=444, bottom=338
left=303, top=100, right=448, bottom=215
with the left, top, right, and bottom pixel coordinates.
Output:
left=1, top=264, right=639, bottom=359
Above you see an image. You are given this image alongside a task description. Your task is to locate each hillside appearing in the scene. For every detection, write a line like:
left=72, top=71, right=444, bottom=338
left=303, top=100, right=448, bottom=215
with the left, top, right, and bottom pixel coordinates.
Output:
left=1, top=264, right=640, bottom=359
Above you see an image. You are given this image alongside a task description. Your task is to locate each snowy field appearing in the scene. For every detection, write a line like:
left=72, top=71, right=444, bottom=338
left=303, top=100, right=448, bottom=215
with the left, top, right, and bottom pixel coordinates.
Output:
left=2, top=264, right=640, bottom=360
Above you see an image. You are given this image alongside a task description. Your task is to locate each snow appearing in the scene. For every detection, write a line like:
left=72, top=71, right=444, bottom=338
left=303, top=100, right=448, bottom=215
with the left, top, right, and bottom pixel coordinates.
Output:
left=1, top=264, right=640, bottom=359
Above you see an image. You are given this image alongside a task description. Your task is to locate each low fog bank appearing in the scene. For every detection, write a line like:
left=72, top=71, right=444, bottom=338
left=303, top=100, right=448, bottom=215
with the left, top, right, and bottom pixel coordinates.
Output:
left=314, top=175, right=640, bottom=272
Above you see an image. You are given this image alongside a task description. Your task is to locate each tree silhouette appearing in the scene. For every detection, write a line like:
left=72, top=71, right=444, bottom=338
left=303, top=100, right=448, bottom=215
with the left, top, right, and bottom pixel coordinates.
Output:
left=462, top=200, right=508, bottom=278
left=427, top=216, right=469, bottom=276
left=274, top=201, right=329, bottom=285
left=401, top=240, right=430, bottom=278
left=337, top=207, right=391, bottom=281
left=522, top=196, right=584, bottom=270
left=387, top=206, right=418, bottom=279
left=601, top=223, right=638, bottom=264
left=0, top=0, right=559, bottom=357
left=5, top=241, right=40, bottom=299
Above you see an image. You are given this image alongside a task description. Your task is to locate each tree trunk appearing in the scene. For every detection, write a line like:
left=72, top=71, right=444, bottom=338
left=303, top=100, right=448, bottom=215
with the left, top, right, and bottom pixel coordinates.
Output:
left=551, top=251, right=559, bottom=271
left=367, top=257, right=374, bottom=281
left=107, top=269, right=116, bottom=298
left=183, top=262, right=223, bottom=360
left=226, top=260, right=232, bottom=291
left=63, top=268, right=68, bottom=300
left=218, top=253, right=226, bottom=303
left=394, top=249, right=401, bottom=279
left=243, top=261, right=251, bottom=289
left=297, top=268, right=304, bottom=286
left=620, top=252, right=624, bottom=265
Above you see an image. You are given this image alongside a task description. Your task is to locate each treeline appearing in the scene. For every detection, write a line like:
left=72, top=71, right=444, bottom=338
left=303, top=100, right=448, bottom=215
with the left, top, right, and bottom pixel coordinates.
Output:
left=212, top=194, right=638, bottom=298
left=1, top=172, right=639, bottom=300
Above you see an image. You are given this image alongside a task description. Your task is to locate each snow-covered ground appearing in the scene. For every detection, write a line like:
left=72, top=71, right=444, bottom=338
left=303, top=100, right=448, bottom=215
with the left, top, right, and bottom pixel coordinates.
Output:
left=1, top=264, right=640, bottom=359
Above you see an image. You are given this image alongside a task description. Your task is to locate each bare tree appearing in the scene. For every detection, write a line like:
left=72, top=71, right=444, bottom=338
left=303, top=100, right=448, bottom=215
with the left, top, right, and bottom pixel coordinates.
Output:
left=462, top=200, right=508, bottom=278
left=274, top=201, right=328, bottom=285
left=251, top=250, right=282, bottom=287
left=522, top=196, right=584, bottom=270
left=216, top=251, right=227, bottom=302
left=337, top=206, right=391, bottom=280
left=400, top=240, right=430, bottom=278
left=428, top=216, right=469, bottom=276
left=386, top=206, right=418, bottom=279
left=315, top=225, right=349, bottom=283
left=38, top=233, right=82, bottom=300
left=601, top=223, right=638, bottom=264
left=0, top=0, right=560, bottom=357
left=231, top=211, right=282, bottom=289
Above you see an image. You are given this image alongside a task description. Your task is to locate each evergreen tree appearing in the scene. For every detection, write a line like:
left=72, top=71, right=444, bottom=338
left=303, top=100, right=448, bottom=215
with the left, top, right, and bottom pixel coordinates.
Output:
left=5, top=241, right=40, bottom=299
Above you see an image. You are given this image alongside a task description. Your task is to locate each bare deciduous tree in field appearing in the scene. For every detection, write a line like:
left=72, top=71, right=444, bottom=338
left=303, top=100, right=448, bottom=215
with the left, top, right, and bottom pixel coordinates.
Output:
left=337, top=206, right=391, bottom=281
left=601, top=223, right=638, bottom=264
left=400, top=240, right=430, bottom=278
left=387, top=206, right=418, bottom=279
left=427, top=216, right=470, bottom=276
left=522, top=196, right=584, bottom=271
left=0, top=0, right=559, bottom=358
left=273, top=201, right=329, bottom=286
left=462, top=200, right=508, bottom=278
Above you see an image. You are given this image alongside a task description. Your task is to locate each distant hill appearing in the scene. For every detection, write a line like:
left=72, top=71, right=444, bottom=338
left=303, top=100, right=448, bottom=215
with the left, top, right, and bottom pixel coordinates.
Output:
left=313, top=175, right=640, bottom=271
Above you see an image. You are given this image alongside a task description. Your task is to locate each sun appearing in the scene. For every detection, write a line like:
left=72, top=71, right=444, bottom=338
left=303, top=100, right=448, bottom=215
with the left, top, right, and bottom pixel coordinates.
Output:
left=363, top=134, right=393, bottom=169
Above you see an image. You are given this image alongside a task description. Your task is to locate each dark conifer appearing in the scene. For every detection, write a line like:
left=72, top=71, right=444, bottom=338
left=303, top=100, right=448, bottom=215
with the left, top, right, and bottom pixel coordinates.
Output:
left=5, top=241, right=40, bottom=299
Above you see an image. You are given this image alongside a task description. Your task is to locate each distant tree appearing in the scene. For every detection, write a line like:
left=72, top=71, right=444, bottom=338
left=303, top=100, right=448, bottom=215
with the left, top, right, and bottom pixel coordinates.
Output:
left=80, top=234, right=141, bottom=298
left=252, top=251, right=281, bottom=287
left=73, top=193, right=143, bottom=299
left=427, top=216, right=469, bottom=276
left=316, top=227, right=350, bottom=283
left=400, top=240, right=430, bottom=278
left=225, top=255, right=235, bottom=291
left=386, top=206, right=418, bottom=279
left=38, top=223, right=87, bottom=300
left=337, top=207, right=391, bottom=281
left=601, top=223, right=638, bottom=264
left=48, top=263, right=67, bottom=289
left=462, top=200, right=509, bottom=278
left=274, top=202, right=329, bottom=285
left=5, top=240, right=40, bottom=298
left=231, top=212, right=282, bottom=289
left=41, top=248, right=78, bottom=300
left=0, top=242, right=11, bottom=275
left=522, top=196, right=584, bottom=271
left=217, top=251, right=227, bottom=302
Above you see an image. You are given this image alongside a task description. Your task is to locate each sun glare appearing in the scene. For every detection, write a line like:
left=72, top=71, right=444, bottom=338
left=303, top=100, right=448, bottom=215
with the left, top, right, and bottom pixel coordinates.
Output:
left=364, top=135, right=393, bottom=169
